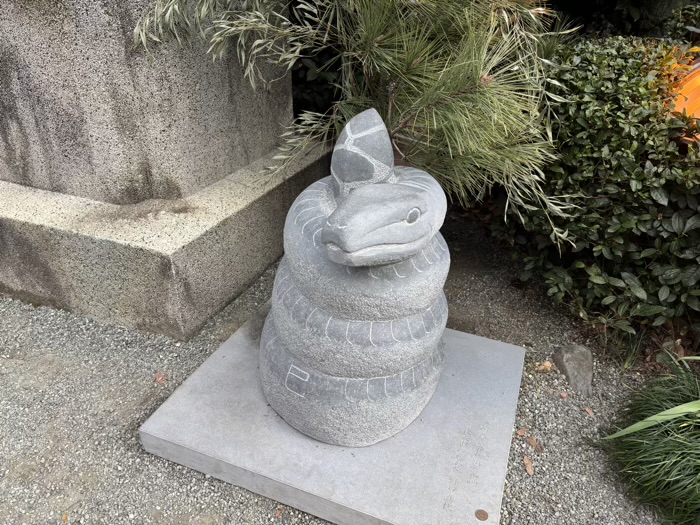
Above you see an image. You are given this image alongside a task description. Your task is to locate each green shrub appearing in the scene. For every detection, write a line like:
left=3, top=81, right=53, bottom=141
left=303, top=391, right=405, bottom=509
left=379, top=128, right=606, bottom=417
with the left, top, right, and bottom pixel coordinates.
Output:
left=603, top=361, right=700, bottom=524
left=550, top=0, right=689, bottom=35
left=662, top=4, right=700, bottom=43
left=501, top=36, right=700, bottom=342
left=607, top=0, right=688, bottom=32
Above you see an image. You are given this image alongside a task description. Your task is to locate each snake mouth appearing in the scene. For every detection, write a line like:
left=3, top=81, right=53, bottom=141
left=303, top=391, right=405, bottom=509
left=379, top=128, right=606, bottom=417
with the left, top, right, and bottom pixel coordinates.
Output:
left=324, top=238, right=428, bottom=267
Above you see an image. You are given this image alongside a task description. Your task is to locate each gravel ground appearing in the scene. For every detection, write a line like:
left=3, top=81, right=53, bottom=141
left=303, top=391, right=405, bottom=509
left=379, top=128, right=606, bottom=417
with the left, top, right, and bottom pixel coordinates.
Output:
left=0, top=216, right=659, bottom=525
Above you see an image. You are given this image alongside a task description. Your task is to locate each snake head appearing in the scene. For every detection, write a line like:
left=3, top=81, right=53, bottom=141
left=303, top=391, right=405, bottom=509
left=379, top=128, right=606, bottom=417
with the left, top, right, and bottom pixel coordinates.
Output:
left=321, top=183, right=440, bottom=267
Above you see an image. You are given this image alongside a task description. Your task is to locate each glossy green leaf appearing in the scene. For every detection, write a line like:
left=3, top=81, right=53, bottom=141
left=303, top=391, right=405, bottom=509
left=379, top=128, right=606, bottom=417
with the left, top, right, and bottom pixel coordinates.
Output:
left=650, top=187, right=668, bottom=206
left=672, top=212, right=685, bottom=235
left=684, top=215, right=700, bottom=233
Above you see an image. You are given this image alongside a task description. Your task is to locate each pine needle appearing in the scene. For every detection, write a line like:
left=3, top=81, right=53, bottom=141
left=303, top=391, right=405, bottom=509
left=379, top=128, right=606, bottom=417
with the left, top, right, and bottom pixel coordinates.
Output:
left=134, top=0, right=570, bottom=228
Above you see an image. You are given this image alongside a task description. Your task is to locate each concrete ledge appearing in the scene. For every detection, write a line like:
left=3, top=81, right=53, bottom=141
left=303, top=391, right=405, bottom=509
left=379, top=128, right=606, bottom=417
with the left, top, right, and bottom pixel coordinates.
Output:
left=0, top=147, right=329, bottom=339
left=140, top=306, right=525, bottom=525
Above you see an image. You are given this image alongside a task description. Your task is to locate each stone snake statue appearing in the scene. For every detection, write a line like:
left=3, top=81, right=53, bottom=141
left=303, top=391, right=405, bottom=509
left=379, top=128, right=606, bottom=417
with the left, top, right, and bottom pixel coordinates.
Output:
left=260, top=109, right=450, bottom=447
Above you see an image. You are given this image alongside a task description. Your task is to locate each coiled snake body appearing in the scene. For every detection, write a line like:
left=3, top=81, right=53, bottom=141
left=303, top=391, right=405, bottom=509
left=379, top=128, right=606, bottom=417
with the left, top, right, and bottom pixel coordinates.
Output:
left=260, top=109, right=450, bottom=447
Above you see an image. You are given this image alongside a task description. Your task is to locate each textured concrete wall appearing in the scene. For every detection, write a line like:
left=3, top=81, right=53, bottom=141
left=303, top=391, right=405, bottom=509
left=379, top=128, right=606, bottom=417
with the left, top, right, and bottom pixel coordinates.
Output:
left=0, top=0, right=291, bottom=204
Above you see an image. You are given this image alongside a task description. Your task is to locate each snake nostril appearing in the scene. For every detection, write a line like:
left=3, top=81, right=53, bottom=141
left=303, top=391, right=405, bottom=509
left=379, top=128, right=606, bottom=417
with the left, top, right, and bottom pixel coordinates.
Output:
left=321, top=224, right=342, bottom=247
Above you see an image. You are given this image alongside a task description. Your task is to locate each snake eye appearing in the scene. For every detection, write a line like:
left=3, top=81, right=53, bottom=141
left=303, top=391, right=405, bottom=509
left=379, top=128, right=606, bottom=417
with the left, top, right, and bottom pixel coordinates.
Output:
left=406, top=208, right=421, bottom=224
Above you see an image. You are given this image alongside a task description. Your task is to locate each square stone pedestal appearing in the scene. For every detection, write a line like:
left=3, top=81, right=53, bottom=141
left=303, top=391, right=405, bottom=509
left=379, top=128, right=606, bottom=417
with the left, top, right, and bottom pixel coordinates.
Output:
left=140, top=307, right=525, bottom=525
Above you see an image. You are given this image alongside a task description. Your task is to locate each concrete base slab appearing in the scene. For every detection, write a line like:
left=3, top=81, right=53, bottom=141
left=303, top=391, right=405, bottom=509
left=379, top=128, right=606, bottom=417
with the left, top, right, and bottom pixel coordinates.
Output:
left=0, top=148, right=328, bottom=339
left=140, top=306, right=525, bottom=525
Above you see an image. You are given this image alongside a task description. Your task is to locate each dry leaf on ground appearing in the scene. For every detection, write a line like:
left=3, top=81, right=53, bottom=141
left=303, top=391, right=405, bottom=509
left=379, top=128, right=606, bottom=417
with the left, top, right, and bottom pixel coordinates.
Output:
left=584, top=407, right=594, bottom=417
left=560, top=392, right=568, bottom=399
left=523, top=455, right=534, bottom=476
left=154, top=372, right=167, bottom=385
left=527, top=436, right=544, bottom=454
left=516, top=428, right=528, bottom=437
left=536, top=361, right=553, bottom=373
left=274, top=507, right=284, bottom=518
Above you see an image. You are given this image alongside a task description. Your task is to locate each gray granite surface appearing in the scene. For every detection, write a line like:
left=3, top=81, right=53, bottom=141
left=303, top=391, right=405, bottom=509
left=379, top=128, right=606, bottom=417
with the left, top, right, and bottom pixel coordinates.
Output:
left=0, top=0, right=290, bottom=204
left=260, top=110, right=450, bottom=446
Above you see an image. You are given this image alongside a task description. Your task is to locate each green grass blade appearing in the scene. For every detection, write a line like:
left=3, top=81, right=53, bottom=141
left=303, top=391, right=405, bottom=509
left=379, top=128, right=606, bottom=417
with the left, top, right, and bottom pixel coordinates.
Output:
left=604, top=399, right=700, bottom=440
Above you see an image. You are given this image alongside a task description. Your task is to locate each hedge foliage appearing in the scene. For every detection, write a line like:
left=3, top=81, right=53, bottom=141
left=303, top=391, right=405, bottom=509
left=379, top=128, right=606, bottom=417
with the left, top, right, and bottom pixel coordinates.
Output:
left=662, top=3, right=700, bottom=43
left=502, top=37, right=700, bottom=339
left=551, top=0, right=689, bottom=36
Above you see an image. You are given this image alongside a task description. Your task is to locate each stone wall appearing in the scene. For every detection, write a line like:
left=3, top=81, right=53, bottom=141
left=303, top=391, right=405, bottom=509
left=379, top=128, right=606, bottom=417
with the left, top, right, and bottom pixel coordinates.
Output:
left=0, top=0, right=291, bottom=204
